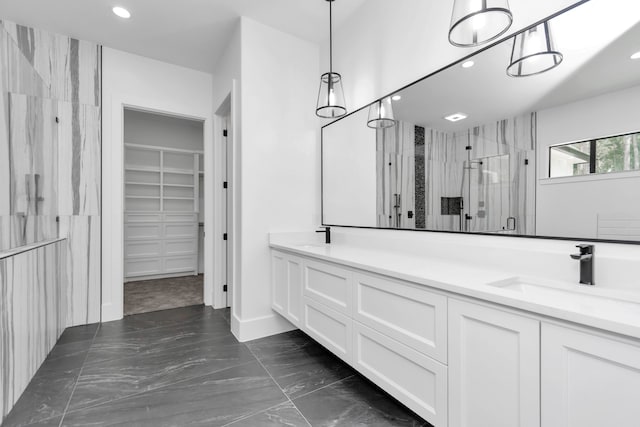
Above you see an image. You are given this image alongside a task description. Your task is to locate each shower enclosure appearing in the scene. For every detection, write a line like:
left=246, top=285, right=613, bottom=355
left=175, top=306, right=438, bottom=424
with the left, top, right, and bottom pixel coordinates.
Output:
left=375, top=114, right=535, bottom=235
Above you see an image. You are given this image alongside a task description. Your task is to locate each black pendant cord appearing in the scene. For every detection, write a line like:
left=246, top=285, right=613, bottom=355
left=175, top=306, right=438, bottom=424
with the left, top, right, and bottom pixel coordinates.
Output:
left=329, top=0, right=333, bottom=75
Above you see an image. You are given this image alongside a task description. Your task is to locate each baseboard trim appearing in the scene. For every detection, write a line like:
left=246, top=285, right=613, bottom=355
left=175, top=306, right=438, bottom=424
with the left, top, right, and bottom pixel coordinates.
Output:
left=231, top=311, right=297, bottom=342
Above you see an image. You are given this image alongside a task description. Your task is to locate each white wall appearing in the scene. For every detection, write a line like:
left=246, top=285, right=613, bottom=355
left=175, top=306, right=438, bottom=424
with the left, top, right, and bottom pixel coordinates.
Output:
left=219, top=17, right=319, bottom=341
left=325, top=0, right=581, bottom=112
left=102, top=48, right=213, bottom=322
left=241, top=17, right=320, bottom=339
left=323, top=108, right=377, bottom=226
left=536, top=84, right=640, bottom=239
left=124, top=109, right=204, bottom=152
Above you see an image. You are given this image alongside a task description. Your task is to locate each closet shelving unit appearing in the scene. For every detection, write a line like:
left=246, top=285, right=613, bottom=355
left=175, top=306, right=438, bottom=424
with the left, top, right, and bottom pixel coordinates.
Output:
left=124, top=143, right=202, bottom=281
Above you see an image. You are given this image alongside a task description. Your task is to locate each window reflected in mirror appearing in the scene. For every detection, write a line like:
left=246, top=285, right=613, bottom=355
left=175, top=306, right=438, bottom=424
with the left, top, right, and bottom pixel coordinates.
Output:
left=550, top=132, right=640, bottom=178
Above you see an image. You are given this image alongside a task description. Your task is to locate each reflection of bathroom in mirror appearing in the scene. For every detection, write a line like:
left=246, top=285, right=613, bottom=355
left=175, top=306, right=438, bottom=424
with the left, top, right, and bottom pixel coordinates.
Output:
left=322, top=0, right=640, bottom=242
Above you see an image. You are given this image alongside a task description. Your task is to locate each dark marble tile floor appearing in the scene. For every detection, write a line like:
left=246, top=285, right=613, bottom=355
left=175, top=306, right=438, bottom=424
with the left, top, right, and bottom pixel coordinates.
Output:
left=2, top=305, right=431, bottom=427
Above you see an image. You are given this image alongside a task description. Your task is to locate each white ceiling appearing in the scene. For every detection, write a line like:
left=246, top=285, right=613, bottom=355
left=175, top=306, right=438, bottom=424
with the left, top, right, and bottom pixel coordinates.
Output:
left=0, top=0, right=367, bottom=73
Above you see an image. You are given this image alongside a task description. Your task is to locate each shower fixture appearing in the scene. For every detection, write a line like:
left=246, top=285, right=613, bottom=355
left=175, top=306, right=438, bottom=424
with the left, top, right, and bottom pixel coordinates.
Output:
left=316, top=0, right=347, bottom=118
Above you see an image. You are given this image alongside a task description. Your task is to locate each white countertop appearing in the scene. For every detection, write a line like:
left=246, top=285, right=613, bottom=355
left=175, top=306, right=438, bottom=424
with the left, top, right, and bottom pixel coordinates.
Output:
left=270, top=235, right=640, bottom=340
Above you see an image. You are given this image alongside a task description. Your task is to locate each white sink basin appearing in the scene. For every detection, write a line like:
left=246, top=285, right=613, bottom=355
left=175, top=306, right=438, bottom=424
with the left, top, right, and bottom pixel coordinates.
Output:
left=296, top=243, right=327, bottom=249
left=487, top=277, right=640, bottom=321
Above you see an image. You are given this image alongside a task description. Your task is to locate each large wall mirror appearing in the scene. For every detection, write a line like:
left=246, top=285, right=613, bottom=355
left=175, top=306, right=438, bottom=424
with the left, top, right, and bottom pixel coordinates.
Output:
left=322, top=0, right=640, bottom=243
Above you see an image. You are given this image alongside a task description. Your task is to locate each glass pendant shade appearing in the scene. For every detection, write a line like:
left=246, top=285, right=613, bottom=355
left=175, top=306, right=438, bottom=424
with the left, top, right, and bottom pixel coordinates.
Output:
left=449, top=0, right=513, bottom=47
left=367, top=97, right=395, bottom=129
left=316, top=72, right=347, bottom=118
left=507, top=21, right=563, bottom=77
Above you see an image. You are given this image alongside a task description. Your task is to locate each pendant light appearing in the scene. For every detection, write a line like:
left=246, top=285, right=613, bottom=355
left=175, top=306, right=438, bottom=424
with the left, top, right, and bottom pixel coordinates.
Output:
left=367, top=97, right=395, bottom=129
left=506, top=21, right=563, bottom=77
left=449, top=0, right=513, bottom=47
left=316, top=0, right=347, bottom=118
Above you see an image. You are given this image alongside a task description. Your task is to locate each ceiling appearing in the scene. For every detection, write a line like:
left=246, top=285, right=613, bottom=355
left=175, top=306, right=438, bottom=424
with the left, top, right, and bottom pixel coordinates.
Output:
left=0, top=0, right=367, bottom=73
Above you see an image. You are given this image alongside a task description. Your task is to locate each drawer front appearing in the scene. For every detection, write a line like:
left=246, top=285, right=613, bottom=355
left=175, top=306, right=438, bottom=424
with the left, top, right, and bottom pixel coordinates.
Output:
left=304, top=259, right=351, bottom=315
left=353, top=322, right=447, bottom=427
left=125, top=213, right=162, bottom=223
left=165, top=239, right=196, bottom=256
left=125, top=223, right=162, bottom=240
left=353, top=272, right=447, bottom=363
left=164, top=213, right=197, bottom=223
left=164, top=223, right=197, bottom=239
left=125, top=240, right=162, bottom=258
left=164, top=256, right=196, bottom=273
left=125, top=258, right=162, bottom=277
left=303, top=297, right=352, bottom=363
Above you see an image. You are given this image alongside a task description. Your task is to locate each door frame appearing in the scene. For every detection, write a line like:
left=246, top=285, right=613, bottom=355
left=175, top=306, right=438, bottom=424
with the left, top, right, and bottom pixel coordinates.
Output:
left=102, top=91, right=218, bottom=321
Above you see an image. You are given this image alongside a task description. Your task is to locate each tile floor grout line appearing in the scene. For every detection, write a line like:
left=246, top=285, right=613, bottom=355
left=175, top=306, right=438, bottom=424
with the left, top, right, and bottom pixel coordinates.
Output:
left=58, top=359, right=259, bottom=418
left=219, top=400, right=290, bottom=427
left=57, top=321, right=102, bottom=427
left=245, top=345, right=313, bottom=427
left=289, top=374, right=356, bottom=402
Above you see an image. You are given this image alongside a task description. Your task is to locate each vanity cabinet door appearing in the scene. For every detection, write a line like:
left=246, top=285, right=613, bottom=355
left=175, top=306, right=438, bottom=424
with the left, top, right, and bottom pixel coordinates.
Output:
left=448, top=299, right=540, bottom=427
left=271, top=251, right=303, bottom=328
left=541, top=323, right=640, bottom=427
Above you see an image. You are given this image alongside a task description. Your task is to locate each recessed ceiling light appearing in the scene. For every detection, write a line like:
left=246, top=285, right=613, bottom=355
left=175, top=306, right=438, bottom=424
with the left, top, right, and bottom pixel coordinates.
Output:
left=391, top=95, right=402, bottom=101
left=112, top=6, right=131, bottom=19
left=461, top=60, right=475, bottom=68
left=631, top=51, right=640, bottom=60
left=444, top=113, right=468, bottom=122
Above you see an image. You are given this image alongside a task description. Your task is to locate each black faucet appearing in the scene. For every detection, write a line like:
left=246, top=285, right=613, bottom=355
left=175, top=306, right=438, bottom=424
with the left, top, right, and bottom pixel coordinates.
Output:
left=570, top=244, right=594, bottom=286
left=316, top=226, right=331, bottom=244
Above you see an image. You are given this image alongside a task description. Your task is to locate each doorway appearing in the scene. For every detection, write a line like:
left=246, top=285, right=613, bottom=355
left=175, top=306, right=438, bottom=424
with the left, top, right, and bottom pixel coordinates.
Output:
left=122, top=108, right=205, bottom=315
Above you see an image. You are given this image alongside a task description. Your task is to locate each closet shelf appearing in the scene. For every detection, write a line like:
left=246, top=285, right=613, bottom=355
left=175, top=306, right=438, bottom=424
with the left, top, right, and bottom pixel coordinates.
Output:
left=125, top=166, right=161, bottom=172
left=163, top=168, right=195, bottom=175
left=163, top=184, right=194, bottom=188
left=125, top=182, right=161, bottom=186
left=125, top=196, right=161, bottom=200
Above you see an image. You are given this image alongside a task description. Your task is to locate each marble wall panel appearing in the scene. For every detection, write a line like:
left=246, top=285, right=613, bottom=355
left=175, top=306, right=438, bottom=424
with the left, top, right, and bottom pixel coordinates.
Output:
left=58, top=216, right=101, bottom=326
left=1, top=21, right=100, bottom=106
left=0, top=240, right=67, bottom=422
left=57, top=101, right=101, bottom=216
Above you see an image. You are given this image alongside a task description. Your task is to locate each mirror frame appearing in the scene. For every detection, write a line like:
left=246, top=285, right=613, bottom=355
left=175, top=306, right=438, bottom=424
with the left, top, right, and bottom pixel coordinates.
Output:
left=320, top=0, right=640, bottom=245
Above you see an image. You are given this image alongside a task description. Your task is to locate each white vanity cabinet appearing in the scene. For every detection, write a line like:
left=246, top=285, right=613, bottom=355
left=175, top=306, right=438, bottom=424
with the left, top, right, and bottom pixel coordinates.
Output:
left=271, top=251, right=303, bottom=327
left=448, top=299, right=540, bottom=427
left=541, top=323, right=640, bottom=427
left=270, top=246, right=640, bottom=427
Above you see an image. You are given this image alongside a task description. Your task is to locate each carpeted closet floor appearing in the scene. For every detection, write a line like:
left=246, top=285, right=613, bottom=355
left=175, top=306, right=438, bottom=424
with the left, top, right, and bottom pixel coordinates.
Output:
left=124, top=275, right=204, bottom=316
